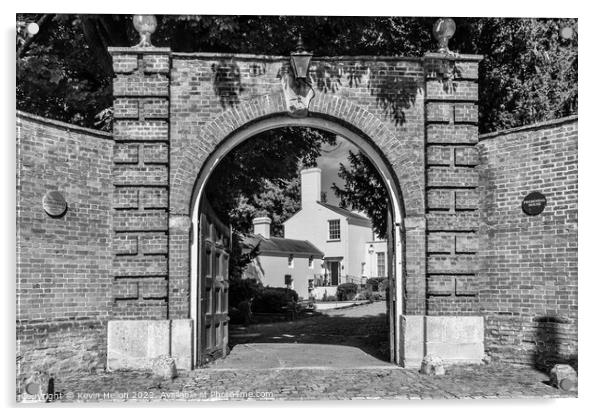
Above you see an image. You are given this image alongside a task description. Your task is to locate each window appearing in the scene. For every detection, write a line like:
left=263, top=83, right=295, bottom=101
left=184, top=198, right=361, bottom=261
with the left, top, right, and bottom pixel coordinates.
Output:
left=288, top=254, right=294, bottom=268
left=328, top=219, right=340, bottom=240
left=284, top=274, right=293, bottom=286
left=308, top=256, right=314, bottom=268
left=377, top=252, right=386, bottom=277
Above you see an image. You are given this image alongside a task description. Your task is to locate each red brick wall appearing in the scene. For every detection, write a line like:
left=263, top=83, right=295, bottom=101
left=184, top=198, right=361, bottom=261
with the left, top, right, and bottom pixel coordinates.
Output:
left=107, top=48, right=485, bottom=320
left=16, top=112, right=113, bottom=379
left=111, top=49, right=171, bottom=320
left=424, top=55, right=481, bottom=316
left=477, top=116, right=578, bottom=368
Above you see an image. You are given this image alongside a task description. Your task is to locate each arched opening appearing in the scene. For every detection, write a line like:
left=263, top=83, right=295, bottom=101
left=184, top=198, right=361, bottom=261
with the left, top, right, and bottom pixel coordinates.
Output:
left=189, top=114, right=405, bottom=368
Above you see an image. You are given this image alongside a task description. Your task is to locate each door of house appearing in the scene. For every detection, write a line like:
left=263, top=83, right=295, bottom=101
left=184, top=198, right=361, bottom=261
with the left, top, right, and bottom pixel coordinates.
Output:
left=198, top=197, right=231, bottom=365
left=328, top=260, right=340, bottom=286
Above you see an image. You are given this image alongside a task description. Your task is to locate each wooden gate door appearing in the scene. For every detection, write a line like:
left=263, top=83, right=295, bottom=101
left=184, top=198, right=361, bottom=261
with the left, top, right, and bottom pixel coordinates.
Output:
left=198, top=197, right=231, bottom=365
left=386, top=206, right=396, bottom=363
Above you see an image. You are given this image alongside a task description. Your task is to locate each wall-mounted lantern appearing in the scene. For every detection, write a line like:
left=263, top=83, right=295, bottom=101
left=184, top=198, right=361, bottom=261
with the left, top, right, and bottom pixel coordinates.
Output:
left=432, top=18, right=456, bottom=53
left=290, top=35, right=313, bottom=80
left=133, top=15, right=157, bottom=48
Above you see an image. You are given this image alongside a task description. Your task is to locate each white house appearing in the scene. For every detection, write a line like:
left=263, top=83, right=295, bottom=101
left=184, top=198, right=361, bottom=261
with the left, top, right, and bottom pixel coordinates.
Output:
left=241, top=217, right=323, bottom=300
left=283, top=167, right=387, bottom=294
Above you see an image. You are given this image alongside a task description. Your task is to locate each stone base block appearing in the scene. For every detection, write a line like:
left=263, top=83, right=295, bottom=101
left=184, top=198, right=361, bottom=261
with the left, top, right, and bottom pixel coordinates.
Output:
left=107, top=319, right=192, bottom=371
left=401, top=315, right=484, bottom=368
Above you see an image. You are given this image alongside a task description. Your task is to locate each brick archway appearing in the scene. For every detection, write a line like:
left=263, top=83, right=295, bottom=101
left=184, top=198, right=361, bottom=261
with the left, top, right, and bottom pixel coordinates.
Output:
left=170, top=93, right=424, bottom=217
left=108, top=47, right=484, bottom=369
left=180, top=109, right=414, bottom=366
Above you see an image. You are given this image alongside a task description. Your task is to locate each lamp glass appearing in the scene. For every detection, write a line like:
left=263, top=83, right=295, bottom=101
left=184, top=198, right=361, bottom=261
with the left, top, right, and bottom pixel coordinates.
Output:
left=290, top=53, right=312, bottom=79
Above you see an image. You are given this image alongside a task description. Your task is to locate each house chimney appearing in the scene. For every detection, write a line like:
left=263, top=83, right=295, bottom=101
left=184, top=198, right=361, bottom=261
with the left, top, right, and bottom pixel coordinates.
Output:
left=253, top=217, right=271, bottom=238
left=301, top=167, right=321, bottom=209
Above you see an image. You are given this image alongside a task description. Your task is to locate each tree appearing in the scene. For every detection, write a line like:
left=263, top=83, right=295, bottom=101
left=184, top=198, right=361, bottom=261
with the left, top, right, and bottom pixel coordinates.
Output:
left=16, top=15, right=577, bottom=134
left=204, top=127, right=336, bottom=236
left=332, top=151, right=390, bottom=239
left=16, top=15, right=578, bottom=238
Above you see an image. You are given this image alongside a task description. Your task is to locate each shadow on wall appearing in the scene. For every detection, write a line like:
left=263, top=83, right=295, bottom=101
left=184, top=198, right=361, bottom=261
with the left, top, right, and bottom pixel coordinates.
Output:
left=208, top=57, right=467, bottom=127
left=533, top=316, right=578, bottom=372
left=212, top=60, right=244, bottom=108
left=311, top=62, right=422, bottom=127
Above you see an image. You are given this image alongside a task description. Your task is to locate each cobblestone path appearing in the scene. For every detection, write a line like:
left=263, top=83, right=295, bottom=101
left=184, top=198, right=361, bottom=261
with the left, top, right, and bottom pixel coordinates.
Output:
left=25, top=303, right=576, bottom=402
left=51, top=363, right=575, bottom=402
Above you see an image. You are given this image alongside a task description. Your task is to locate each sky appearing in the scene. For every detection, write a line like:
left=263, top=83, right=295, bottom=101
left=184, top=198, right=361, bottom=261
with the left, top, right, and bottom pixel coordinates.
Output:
left=315, top=137, right=359, bottom=205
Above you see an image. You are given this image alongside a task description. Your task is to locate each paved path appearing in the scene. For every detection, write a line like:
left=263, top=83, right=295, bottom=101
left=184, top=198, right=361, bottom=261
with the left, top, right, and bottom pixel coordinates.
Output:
left=225, top=301, right=390, bottom=366
left=208, top=343, right=393, bottom=370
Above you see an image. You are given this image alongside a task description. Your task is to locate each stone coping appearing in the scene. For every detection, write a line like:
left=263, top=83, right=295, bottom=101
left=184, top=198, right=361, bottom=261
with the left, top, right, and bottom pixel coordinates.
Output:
left=16, top=110, right=113, bottom=140
left=107, top=47, right=483, bottom=63
left=479, top=115, right=578, bottom=141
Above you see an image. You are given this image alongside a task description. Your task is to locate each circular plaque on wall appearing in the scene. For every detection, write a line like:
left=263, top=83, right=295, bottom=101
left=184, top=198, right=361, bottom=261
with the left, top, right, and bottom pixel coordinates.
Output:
left=522, top=191, right=547, bottom=216
left=42, top=191, right=68, bottom=217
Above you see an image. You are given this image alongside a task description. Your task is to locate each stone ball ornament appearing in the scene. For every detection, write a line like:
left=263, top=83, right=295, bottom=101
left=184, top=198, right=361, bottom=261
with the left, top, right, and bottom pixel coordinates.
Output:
left=42, top=191, right=68, bottom=218
left=433, top=18, right=456, bottom=53
left=133, top=15, right=158, bottom=47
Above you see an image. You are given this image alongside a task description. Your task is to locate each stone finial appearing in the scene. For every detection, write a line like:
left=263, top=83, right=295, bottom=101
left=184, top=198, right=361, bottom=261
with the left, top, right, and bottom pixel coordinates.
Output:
left=432, top=18, right=456, bottom=54
left=133, top=15, right=158, bottom=48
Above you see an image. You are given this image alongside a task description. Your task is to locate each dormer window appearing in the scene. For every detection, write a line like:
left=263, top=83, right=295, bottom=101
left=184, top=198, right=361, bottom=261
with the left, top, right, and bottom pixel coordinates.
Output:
left=328, top=219, right=340, bottom=241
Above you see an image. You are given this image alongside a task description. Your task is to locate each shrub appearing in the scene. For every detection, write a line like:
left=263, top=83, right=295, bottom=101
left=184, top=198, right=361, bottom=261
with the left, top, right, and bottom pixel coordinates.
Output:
left=366, top=277, right=386, bottom=292
left=229, top=277, right=261, bottom=307
left=336, top=282, right=358, bottom=301
left=253, top=287, right=299, bottom=313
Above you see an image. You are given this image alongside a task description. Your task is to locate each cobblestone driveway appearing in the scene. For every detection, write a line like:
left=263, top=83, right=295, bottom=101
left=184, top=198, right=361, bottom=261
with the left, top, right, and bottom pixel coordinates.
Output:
left=51, top=363, right=575, bottom=402
left=26, top=303, right=577, bottom=402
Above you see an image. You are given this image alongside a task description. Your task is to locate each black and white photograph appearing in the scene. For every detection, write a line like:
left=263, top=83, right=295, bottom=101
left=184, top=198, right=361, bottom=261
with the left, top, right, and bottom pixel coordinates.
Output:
left=10, top=2, right=589, bottom=407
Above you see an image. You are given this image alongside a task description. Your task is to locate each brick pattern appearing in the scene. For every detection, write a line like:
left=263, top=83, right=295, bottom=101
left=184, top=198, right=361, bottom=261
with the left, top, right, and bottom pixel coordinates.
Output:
left=111, top=50, right=171, bottom=319
left=16, top=113, right=113, bottom=376
left=424, top=54, right=481, bottom=315
left=168, top=56, right=430, bottom=317
left=477, top=117, right=578, bottom=367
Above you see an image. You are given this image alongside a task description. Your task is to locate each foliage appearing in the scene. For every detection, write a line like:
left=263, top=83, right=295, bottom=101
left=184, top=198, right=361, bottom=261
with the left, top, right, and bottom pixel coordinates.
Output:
left=16, top=15, right=578, bottom=243
left=452, top=18, right=578, bottom=133
left=228, top=276, right=262, bottom=309
left=205, top=127, right=336, bottom=236
left=336, top=282, right=358, bottom=301
left=332, top=151, right=390, bottom=238
left=355, top=289, right=384, bottom=301
left=16, top=15, right=577, bottom=134
left=16, top=14, right=114, bottom=130
left=253, top=287, right=299, bottom=314
left=366, top=277, right=387, bottom=292
left=321, top=294, right=338, bottom=302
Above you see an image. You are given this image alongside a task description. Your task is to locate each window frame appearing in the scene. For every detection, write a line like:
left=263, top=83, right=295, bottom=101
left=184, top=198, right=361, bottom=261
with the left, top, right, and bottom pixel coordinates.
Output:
left=328, top=219, right=341, bottom=241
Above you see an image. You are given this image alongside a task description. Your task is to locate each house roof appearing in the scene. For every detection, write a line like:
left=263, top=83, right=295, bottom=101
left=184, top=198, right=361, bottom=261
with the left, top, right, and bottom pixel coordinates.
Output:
left=316, top=201, right=372, bottom=227
left=241, top=234, right=324, bottom=258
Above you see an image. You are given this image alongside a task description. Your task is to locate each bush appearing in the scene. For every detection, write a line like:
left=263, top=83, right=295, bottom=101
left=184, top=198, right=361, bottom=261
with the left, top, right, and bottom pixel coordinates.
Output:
left=229, top=277, right=261, bottom=308
left=253, top=287, right=299, bottom=313
left=366, top=277, right=386, bottom=292
left=336, top=282, right=358, bottom=301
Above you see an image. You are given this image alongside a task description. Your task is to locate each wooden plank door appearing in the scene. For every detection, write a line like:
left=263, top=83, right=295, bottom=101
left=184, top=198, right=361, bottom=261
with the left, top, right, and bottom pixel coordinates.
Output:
left=386, top=205, right=396, bottom=363
left=198, top=198, right=231, bottom=365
